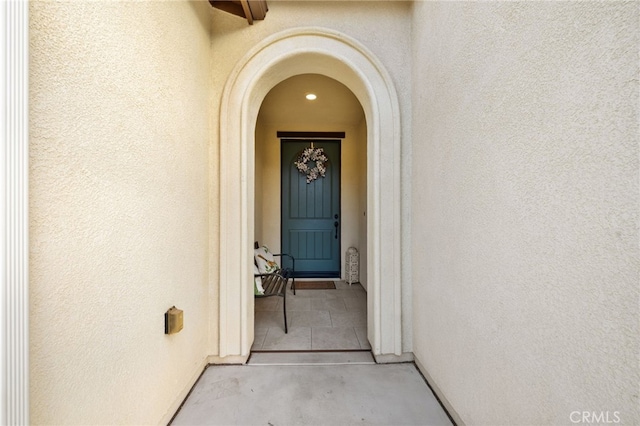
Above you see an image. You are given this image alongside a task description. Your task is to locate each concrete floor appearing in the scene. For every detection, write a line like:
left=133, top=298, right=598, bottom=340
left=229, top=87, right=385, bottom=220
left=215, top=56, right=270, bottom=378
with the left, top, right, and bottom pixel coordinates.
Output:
left=171, top=361, right=453, bottom=425
left=172, top=281, right=452, bottom=425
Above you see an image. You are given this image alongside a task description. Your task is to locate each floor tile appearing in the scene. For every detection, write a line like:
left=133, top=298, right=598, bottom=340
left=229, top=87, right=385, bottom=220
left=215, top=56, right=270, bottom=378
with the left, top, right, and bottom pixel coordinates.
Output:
left=262, top=326, right=311, bottom=351
left=255, top=311, right=289, bottom=330
left=311, top=297, right=347, bottom=312
left=334, top=280, right=353, bottom=290
left=290, top=310, right=331, bottom=327
left=354, top=326, right=371, bottom=349
left=334, top=288, right=366, bottom=299
left=251, top=327, right=268, bottom=350
left=330, top=310, right=367, bottom=327
left=312, top=326, right=361, bottom=350
left=292, top=289, right=338, bottom=299
left=284, top=296, right=311, bottom=311
left=255, top=297, right=279, bottom=311
left=344, top=296, right=367, bottom=311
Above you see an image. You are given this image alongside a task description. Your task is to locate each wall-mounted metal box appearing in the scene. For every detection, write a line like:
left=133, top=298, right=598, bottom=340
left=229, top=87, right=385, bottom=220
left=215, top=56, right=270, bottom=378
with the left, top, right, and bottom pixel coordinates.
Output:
left=165, top=306, right=183, bottom=335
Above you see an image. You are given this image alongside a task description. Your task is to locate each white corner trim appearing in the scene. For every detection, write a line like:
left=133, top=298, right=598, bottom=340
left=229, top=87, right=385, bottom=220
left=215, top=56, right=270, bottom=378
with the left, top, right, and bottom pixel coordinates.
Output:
left=218, top=27, right=402, bottom=358
left=373, top=352, right=414, bottom=364
left=207, top=354, right=250, bottom=365
left=2, top=0, right=30, bottom=423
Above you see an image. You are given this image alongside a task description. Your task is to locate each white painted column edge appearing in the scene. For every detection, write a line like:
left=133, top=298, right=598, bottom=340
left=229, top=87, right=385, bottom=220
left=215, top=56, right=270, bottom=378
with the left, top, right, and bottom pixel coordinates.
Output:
left=2, top=0, right=30, bottom=424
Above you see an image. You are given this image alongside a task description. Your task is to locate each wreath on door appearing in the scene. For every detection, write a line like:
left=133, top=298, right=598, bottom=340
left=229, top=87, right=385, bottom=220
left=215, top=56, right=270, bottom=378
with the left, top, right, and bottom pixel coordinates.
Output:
left=294, top=145, right=328, bottom=183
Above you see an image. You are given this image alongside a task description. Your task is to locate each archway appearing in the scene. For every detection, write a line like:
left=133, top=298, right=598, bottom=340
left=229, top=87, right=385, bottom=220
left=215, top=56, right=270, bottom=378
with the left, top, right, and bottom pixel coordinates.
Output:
left=218, top=27, right=402, bottom=360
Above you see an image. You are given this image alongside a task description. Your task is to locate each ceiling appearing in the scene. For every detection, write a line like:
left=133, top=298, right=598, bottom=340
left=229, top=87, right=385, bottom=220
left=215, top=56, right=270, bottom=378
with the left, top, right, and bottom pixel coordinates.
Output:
left=258, top=74, right=365, bottom=127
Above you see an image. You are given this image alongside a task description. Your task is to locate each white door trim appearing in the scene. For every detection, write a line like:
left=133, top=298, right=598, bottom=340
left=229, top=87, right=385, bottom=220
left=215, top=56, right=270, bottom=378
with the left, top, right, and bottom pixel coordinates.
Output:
left=218, top=27, right=402, bottom=358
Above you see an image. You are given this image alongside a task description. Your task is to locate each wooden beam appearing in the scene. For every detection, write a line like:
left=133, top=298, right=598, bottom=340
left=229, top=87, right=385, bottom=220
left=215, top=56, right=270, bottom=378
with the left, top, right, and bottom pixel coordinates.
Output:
left=240, top=0, right=253, bottom=25
left=210, top=0, right=268, bottom=25
left=248, top=0, right=268, bottom=20
left=209, top=0, right=246, bottom=19
left=277, top=131, right=346, bottom=139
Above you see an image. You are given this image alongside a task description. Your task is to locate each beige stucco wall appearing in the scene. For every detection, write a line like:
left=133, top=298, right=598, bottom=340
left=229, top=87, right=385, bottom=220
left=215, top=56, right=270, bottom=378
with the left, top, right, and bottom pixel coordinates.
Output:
left=411, top=2, right=639, bottom=424
left=29, top=1, right=212, bottom=424
left=254, top=121, right=367, bottom=281
left=24, top=1, right=637, bottom=423
left=211, top=0, right=412, bottom=353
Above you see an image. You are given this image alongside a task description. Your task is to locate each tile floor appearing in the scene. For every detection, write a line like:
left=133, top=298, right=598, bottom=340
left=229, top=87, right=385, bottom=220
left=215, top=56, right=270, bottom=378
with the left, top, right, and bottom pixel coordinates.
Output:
left=252, top=280, right=370, bottom=351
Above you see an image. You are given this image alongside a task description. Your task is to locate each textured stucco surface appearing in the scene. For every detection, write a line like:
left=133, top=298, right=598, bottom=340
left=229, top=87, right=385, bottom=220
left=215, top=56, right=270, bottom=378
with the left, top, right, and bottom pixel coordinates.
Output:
left=411, top=2, right=639, bottom=424
left=29, top=1, right=212, bottom=423
left=24, top=1, right=639, bottom=423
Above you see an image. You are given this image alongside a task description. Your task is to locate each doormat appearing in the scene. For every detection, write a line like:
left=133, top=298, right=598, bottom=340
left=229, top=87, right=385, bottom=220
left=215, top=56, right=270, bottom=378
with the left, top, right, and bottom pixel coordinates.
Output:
left=295, top=281, right=336, bottom=290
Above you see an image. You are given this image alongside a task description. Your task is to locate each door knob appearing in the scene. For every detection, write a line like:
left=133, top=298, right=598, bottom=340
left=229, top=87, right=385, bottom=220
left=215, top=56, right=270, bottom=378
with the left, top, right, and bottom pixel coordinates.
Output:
left=334, top=221, right=339, bottom=239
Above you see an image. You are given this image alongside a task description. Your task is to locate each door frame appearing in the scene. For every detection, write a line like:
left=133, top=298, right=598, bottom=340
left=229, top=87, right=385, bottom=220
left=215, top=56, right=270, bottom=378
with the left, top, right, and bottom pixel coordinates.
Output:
left=218, top=27, right=403, bottom=360
left=280, top=139, right=341, bottom=278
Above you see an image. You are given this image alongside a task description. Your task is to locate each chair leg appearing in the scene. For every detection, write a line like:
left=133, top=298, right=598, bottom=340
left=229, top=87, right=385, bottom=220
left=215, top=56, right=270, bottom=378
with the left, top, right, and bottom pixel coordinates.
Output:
left=283, top=292, right=288, bottom=334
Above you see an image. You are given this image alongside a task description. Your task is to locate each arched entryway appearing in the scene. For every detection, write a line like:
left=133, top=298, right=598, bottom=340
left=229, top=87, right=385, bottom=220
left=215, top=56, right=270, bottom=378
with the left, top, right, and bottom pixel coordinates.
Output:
left=218, top=27, right=402, bottom=360
left=253, top=74, right=367, bottom=351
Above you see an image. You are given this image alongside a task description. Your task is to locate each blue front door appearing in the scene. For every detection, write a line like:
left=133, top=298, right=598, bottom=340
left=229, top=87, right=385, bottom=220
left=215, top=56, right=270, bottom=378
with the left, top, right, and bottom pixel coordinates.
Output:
left=281, top=140, right=341, bottom=278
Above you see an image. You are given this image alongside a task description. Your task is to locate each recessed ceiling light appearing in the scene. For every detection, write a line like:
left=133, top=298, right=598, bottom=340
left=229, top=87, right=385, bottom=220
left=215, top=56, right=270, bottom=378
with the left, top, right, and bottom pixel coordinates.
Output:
left=305, top=93, right=317, bottom=100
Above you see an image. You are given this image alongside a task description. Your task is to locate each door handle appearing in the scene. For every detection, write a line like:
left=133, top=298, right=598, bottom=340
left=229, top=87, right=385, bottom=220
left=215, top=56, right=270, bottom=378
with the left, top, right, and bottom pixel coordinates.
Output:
left=334, top=221, right=339, bottom=239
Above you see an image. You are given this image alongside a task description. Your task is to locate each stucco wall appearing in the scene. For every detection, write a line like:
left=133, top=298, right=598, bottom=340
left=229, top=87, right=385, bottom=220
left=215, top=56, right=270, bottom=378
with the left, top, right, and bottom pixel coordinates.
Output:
left=29, top=1, right=212, bottom=423
left=411, top=2, right=639, bottom=424
left=211, top=0, right=412, bottom=353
